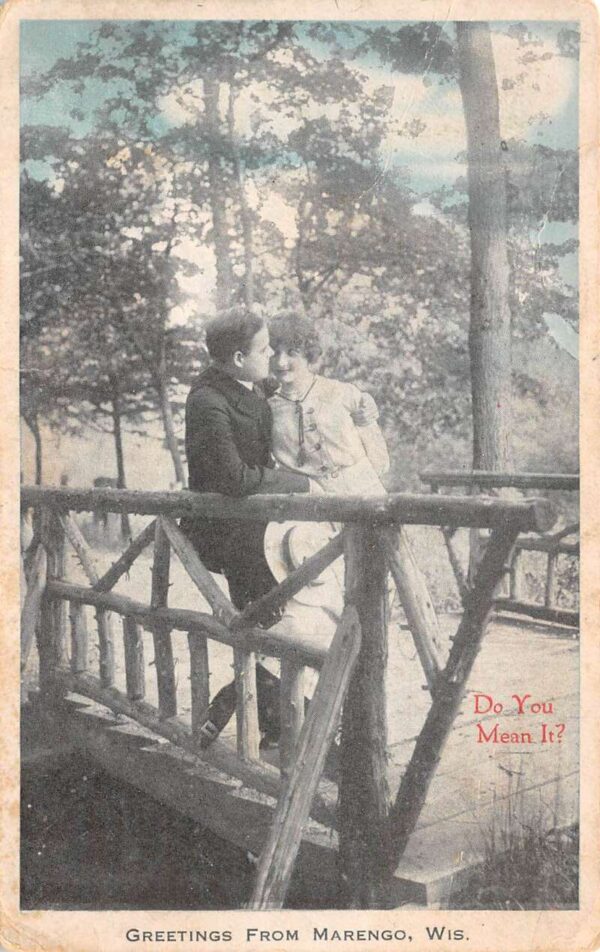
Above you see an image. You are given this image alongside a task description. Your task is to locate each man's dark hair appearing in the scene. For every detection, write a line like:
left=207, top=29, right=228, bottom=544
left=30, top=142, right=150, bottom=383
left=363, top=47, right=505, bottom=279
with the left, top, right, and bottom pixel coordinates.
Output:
left=269, top=312, right=322, bottom=364
left=205, top=308, right=265, bottom=363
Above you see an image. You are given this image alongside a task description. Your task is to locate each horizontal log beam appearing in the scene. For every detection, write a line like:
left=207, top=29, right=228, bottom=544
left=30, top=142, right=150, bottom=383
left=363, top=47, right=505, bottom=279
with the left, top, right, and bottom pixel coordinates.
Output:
left=515, top=537, right=579, bottom=555
left=494, top=598, right=579, bottom=629
left=21, top=485, right=555, bottom=532
left=46, top=580, right=327, bottom=669
left=48, top=670, right=336, bottom=830
left=550, top=522, right=579, bottom=541
left=230, top=532, right=344, bottom=631
left=421, top=470, right=579, bottom=492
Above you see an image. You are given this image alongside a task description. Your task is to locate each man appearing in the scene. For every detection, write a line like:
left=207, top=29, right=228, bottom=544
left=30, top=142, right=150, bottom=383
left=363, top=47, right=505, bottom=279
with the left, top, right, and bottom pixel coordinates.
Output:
left=181, top=308, right=311, bottom=748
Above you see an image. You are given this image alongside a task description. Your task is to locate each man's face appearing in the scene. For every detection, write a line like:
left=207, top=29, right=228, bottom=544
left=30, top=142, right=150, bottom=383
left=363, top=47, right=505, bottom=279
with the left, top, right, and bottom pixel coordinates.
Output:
left=235, top=325, right=273, bottom=383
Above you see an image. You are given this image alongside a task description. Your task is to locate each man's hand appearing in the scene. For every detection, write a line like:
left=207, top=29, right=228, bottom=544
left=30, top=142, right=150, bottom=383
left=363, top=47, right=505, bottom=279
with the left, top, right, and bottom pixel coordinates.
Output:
left=351, top=391, right=379, bottom=427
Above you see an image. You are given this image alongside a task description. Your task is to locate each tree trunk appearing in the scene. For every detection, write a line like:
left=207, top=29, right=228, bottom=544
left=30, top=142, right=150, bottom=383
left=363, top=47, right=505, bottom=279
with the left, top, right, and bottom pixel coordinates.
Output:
left=23, top=412, right=43, bottom=485
left=156, top=373, right=186, bottom=488
left=294, top=189, right=313, bottom=312
left=456, top=22, right=512, bottom=472
left=204, top=76, right=235, bottom=311
left=227, top=82, right=254, bottom=309
left=109, top=374, right=131, bottom=539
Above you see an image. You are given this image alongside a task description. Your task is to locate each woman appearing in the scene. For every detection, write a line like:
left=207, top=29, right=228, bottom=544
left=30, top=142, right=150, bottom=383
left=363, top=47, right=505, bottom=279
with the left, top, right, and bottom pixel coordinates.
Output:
left=268, top=313, right=390, bottom=495
left=263, top=312, right=392, bottom=638
left=264, top=315, right=391, bottom=770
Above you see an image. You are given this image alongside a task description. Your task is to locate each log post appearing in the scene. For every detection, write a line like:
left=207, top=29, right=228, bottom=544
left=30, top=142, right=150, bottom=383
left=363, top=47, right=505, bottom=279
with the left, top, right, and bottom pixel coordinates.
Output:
left=69, top=602, right=88, bottom=674
left=123, top=616, right=145, bottom=701
left=279, top=658, right=305, bottom=783
left=509, top=546, right=522, bottom=601
left=188, top=632, right=210, bottom=746
left=20, top=544, right=47, bottom=674
left=545, top=553, right=557, bottom=609
left=234, top=648, right=260, bottom=761
left=337, top=524, right=391, bottom=908
left=59, top=512, right=115, bottom=686
left=468, top=484, right=483, bottom=587
left=38, top=508, right=68, bottom=690
left=150, top=520, right=177, bottom=719
left=96, top=611, right=115, bottom=688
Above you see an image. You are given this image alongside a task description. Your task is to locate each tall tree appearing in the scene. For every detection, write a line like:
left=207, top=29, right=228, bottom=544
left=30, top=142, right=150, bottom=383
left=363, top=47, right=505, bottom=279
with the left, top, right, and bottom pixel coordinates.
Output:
left=20, top=133, right=203, bottom=486
left=456, top=22, right=512, bottom=471
left=22, top=20, right=577, bottom=488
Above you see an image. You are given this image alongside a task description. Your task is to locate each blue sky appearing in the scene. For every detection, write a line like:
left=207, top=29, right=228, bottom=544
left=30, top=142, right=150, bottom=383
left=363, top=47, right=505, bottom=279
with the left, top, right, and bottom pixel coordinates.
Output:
left=20, top=18, right=579, bottom=171
left=20, top=19, right=579, bottom=290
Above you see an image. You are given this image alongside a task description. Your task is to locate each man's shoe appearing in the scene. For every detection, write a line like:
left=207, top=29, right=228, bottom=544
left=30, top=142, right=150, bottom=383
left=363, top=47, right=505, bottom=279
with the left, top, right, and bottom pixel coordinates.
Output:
left=198, top=719, right=222, bottom=749
left=197, top=681, right=237, bottom=749
left=259, top=733, right=280, bottom=751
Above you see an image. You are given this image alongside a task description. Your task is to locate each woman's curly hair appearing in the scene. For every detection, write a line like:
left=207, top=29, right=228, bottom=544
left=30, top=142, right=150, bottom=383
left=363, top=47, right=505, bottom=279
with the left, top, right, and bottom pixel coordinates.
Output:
left=268, top=312, right=322, bottom=364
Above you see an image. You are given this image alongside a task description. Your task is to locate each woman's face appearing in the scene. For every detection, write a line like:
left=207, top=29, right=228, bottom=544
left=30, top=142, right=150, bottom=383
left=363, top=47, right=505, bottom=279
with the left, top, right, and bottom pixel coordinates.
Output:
left=271, top=346, right=311, bottom=386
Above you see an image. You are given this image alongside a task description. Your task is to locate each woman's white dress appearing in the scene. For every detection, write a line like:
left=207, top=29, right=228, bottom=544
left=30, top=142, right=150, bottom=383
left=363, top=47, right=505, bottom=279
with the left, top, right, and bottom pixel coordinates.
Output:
left=269, top=375, right=387, bottom=496
left=268, top=375, right=389, bottom=643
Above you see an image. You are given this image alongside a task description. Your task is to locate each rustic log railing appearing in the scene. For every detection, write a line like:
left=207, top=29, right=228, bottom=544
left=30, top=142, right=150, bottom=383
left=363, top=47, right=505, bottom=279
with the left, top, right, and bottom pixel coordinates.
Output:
left=421, top=470, right=579, bottom=629
left=20, top=485, right=554, bottom=909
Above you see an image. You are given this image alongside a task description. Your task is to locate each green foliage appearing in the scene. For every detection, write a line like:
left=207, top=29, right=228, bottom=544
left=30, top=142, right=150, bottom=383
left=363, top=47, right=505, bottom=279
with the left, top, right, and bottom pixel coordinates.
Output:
left=358, top=23, right=456, bottom=76
left=20, top=129, right=205, bottom=445
left=20, top=20, right=579, bottom=486
left=451, top=773, right=578, bottom=912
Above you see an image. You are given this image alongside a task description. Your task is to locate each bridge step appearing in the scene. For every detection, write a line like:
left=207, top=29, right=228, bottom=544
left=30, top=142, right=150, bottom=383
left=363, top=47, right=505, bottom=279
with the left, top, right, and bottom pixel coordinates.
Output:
left=26, top=691, right=421, bottom=908
left=21, top=695, right=78, bottom=769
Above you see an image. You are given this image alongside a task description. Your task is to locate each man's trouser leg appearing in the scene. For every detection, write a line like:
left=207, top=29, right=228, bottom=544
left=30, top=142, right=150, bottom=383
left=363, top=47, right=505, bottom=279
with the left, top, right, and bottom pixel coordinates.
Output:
left=197, top=526, right=282, bottom=748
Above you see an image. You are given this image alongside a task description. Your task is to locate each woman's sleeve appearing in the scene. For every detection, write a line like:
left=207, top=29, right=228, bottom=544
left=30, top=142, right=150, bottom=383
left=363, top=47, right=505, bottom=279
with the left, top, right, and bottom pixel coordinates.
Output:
left=345, top=385, right=390, bottom=477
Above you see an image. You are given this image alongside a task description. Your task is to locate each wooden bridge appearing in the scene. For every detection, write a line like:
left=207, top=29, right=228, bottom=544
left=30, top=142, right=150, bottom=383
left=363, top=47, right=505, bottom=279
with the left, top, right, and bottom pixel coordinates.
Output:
left=20, top=483, right=578, bottom=908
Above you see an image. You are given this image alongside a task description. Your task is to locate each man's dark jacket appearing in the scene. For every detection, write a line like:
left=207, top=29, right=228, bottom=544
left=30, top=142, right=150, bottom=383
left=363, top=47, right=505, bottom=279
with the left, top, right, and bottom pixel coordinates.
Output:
left=182, top=364, right=308, bottom=574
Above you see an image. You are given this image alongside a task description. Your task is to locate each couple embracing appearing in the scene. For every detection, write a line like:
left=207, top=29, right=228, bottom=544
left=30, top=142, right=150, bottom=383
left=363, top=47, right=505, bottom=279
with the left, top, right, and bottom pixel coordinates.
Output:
left=181, top=307, right=389, bottom=749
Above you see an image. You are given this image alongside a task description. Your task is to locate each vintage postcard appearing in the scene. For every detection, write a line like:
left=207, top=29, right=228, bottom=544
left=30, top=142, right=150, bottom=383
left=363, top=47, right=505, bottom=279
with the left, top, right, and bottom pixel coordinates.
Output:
left=1, top=0, right=599, bottom=950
